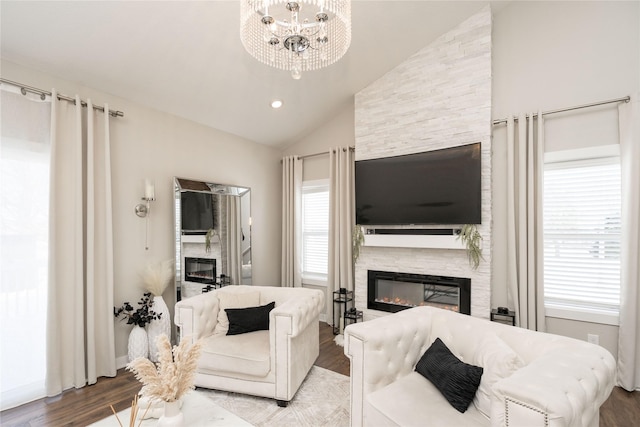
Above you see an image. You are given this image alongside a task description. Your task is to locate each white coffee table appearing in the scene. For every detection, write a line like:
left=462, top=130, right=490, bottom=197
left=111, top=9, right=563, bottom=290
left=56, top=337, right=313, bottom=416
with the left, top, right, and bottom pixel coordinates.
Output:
left=90, top=391, right=253, bottom=426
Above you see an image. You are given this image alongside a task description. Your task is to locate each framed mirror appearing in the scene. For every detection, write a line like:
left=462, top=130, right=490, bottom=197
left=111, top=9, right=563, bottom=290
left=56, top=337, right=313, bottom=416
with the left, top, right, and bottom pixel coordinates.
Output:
left=174, top=177, right=251, bottom=301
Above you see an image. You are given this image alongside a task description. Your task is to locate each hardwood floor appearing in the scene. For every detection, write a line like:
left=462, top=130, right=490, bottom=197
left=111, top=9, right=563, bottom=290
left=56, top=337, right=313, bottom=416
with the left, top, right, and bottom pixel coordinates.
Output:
left=0, top=322, right=637, bottom=426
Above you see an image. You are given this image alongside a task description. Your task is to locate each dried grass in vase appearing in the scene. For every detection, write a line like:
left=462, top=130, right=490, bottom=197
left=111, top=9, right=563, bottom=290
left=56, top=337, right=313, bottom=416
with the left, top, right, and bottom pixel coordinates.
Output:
left=109, top=394, right=151, bottom=427
left=127, top=335, right=202, bottom=403
left=141, top=259, right=174, bottom=296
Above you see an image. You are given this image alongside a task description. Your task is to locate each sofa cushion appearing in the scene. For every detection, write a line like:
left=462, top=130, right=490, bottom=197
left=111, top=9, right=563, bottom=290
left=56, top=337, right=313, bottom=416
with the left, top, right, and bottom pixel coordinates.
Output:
left=415, top=337, right=483, bottom=413
left=198, top=330, right=270, bottom=377
left=214, top=289, right=260, bottom=335
left=472, top=333, right=525, bottom=418
left=226, top=301, right=275, bottom=335
left=366, top=372, right=489, bottom=427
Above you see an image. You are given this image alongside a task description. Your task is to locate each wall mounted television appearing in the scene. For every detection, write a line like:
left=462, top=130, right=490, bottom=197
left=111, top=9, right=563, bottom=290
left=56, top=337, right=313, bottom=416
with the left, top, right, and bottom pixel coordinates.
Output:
left=355, top=142, right=481, bottom=226
left=181, top=191, right=215, bottom=234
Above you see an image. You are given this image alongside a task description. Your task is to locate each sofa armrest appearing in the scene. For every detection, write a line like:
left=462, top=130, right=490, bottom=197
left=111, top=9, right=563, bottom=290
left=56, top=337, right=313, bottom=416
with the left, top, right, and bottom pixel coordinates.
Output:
left=270, top=288, right=324, bottom=337
left=269, top=288, right=324, bottom=402
left=490, top=346, right=616, bottom=427
left=343, top=307, right=434, bottom=427
left=174, top=291, right=220, bottom=342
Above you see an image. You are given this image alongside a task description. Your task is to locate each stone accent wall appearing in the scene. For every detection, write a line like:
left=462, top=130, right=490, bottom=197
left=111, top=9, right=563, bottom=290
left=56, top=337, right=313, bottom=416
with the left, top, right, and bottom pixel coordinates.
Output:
left=354, top=7, right=492, bottom=319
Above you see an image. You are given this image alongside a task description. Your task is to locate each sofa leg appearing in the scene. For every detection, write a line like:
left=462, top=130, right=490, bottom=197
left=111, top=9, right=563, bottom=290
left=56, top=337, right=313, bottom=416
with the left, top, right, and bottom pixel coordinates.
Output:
left=277, top=400, right=288, bottom=407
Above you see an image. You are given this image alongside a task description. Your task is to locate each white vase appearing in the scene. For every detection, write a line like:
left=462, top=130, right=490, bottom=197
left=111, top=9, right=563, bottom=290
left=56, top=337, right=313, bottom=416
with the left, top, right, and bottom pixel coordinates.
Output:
left=128, top=325, right=149, bottom=362
left=157, top=400, right=184, bottom=427
left=147, top=295, right=171, bottom=362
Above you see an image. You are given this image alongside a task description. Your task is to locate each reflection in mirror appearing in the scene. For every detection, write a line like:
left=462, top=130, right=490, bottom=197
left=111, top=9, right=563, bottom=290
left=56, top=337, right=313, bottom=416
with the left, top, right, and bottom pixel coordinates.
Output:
left=174, top=178, right=251, bottom=301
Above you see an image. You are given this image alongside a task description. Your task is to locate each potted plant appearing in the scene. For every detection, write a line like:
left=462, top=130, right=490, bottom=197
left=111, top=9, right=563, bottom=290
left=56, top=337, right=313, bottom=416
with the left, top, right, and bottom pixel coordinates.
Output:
left=457, top=224, right=483, bottom=270
left=352, top=224, right=365, bottom=263
left=205, top=228, right=217, bottom=253
left=114, top=292, right=162, bottom=361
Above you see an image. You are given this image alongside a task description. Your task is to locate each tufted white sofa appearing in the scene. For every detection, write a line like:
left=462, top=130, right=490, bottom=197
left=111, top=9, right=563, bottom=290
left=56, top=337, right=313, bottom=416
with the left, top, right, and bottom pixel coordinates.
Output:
left=344, top=306, right=616, bottom=427
left=175, top=285, right=324, bottom=406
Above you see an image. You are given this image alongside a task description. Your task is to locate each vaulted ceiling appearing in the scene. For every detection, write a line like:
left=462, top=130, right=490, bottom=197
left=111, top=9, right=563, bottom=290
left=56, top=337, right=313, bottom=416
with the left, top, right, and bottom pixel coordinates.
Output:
left=1, top=1, right=503, bottom=148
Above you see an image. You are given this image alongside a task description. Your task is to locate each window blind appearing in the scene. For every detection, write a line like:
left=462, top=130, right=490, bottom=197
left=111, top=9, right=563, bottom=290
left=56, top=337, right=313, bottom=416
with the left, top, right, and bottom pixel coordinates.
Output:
left=543, top=156, right=621, bottom=315
left=302, top=181, right=329, bottom=281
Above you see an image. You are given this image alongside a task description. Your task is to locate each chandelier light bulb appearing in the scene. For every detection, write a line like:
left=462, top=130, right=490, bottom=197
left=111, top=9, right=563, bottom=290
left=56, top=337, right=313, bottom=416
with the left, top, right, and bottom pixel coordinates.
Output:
left=241, top=0, right=351, bottom=79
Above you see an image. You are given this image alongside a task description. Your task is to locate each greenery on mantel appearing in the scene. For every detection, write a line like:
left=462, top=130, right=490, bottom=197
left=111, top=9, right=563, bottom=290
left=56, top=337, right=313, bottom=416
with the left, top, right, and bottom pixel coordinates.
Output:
left=351, top=223, right=483, bottom=269
left=205, top=228, right=217, bottom=253
left=457, top=224, right=484, bottom=270
left=352, top=224, right=365, bottom=263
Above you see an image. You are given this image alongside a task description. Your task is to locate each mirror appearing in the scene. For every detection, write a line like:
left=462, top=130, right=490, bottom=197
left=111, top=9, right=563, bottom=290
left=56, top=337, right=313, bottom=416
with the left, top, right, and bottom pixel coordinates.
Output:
left=174, top=177, right=251, bottom=301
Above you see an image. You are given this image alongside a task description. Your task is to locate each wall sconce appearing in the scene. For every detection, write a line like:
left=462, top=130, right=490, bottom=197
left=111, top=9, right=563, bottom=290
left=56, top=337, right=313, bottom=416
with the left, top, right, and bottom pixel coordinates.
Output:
left=135, top=180, right=155, bottom=217
left=135, top=179, right=155, bottom=250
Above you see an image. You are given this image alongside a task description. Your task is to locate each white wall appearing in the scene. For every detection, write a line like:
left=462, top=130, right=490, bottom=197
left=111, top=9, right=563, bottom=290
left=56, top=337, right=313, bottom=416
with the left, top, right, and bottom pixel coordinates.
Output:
left=1, top=59, right=282, bottom=363
left=492, top=1, right=640, bottom=358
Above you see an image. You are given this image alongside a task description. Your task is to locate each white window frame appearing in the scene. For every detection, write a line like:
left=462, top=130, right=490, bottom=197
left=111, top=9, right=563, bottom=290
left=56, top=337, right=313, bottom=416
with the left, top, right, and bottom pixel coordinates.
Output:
left=301, top=179, right=329, bottom=287
left=543, top=144, right=621, bottom=326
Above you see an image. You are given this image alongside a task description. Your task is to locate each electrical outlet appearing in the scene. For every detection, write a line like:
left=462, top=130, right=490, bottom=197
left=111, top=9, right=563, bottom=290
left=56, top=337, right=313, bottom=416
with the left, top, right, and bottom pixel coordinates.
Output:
left=587, top=334, right=599, bottom=345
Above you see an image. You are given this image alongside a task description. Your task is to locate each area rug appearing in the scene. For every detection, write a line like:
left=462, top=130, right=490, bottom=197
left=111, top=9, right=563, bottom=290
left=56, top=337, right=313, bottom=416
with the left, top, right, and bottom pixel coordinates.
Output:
left=201, top=366, right=350, bottom=427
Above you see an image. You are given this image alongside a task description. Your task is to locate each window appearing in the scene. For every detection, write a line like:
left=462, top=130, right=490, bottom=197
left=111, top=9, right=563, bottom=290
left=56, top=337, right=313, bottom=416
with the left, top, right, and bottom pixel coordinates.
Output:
left=1, top=89, right=51, bottom=409
left=543, top=145, right=621, bottom=325
left=301, top=180, right=329, bottom=284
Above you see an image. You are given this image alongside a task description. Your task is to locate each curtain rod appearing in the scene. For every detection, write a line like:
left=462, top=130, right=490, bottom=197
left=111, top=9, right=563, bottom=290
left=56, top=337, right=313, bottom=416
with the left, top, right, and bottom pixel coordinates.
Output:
left=492, top=95, right=630, bottom=125
left=0, top=78, right=125, bottom=118
left=282, top=146, right=355, bottom=162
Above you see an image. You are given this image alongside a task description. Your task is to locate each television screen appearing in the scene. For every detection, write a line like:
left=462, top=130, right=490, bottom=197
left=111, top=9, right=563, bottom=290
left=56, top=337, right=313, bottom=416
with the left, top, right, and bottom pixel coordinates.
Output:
left=355, top=143, right=481, bottom=225
left=181, top=191, right=215, bottom=233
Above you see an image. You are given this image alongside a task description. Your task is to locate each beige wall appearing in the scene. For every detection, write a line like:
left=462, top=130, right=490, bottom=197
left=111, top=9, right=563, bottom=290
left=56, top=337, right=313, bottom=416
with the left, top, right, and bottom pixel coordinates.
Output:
left=1, top=59, right=283, bottom=364
left=283, top=99, right=355, bottom=181
left=282, top=100, right=355, bottom=320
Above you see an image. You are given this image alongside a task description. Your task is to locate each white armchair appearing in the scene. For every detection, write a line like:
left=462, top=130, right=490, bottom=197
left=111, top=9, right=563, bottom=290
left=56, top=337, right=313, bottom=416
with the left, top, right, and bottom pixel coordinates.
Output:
left=174, top=285, right=324, bottom=406
left=344, top=306, right=616, bottom=427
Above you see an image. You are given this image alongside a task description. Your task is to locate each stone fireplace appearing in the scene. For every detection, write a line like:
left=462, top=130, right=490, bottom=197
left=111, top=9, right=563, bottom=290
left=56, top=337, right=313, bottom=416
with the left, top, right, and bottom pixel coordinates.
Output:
left=353, top=8, right=492, bottom=320
left=368, top=270, right=471, bottom=315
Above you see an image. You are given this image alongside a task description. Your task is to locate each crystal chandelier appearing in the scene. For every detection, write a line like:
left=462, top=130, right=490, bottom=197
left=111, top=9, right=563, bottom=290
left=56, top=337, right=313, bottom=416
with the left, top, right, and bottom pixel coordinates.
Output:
left=240, top=1, right=352, bottom=79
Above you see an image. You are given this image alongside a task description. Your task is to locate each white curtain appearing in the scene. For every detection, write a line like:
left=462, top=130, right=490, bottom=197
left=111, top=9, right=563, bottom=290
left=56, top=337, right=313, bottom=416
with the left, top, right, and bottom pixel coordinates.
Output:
left=46, top=90, right=116, bottom=396
left=506, top=112, right=546, bottom=331
left=226, top=195, right=243, bottom=285
left=617, top=96, right=640, bottom=391
left=0, top=87, right=51, bottom=410
left=328, top=147, right=355, bottom=307
left=281, top=156, right=302, bottom=287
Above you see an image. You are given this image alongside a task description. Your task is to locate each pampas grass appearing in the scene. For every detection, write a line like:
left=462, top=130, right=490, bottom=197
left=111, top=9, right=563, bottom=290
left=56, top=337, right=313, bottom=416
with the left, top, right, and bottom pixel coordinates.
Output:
left=127, top=335, right=202, bottom=403
left=141, top=259, right=174, bottom=296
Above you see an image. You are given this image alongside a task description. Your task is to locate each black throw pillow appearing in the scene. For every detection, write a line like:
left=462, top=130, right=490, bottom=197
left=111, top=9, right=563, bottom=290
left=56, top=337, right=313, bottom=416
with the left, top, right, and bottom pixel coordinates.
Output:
left=225, top=301, right=275, bottom=335
left=415, top=337, right=483, bottom=413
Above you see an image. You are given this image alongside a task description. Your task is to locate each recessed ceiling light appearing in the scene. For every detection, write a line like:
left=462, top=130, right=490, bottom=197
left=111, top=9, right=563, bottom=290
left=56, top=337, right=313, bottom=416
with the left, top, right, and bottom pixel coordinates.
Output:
left=271, top=99, right=283, bottom=109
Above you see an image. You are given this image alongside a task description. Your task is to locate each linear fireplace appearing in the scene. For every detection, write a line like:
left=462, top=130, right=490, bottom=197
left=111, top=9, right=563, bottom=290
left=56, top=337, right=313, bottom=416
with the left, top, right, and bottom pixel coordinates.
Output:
left=184, top=257, right=216, bottom=285
left=368, top=270, right=470, bottom=315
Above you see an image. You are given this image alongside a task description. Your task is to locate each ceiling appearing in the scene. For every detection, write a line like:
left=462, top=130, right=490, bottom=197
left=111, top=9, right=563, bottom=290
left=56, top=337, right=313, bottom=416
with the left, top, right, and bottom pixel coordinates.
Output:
left=1, top=1, right=502, bottom=148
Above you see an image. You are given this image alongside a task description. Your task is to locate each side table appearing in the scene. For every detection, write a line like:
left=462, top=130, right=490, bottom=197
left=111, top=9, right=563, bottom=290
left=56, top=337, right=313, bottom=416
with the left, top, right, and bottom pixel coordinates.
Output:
left=490, top=308, right=516, bottom=326
left=344, top=308, right=363, bottom=328
left=333, top=289, right=353, bottom=335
